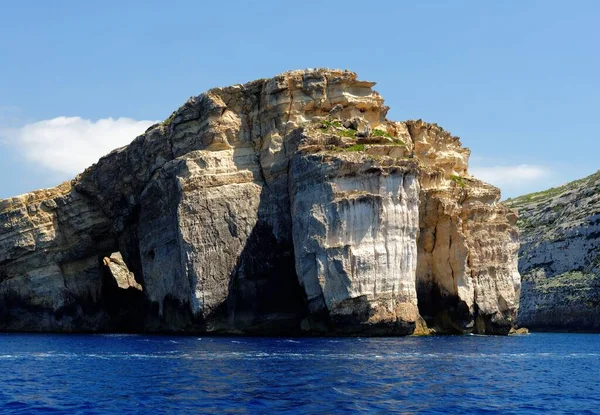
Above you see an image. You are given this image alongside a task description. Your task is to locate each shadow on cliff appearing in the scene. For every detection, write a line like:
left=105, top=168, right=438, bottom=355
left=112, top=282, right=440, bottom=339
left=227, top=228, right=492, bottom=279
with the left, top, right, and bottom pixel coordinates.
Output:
left=218, top=179, right=308, bottom=334
left=417, top=281, right=513, bottom=335
left=0, top=255, right=147, bottom=333
left=222, top=217, right=308, bottom=334
left=204, top=143, right=309, bottom=335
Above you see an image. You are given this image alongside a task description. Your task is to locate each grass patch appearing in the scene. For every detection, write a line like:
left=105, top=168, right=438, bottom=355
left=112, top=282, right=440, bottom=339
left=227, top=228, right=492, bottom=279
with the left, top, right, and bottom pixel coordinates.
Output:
left=163, top=113, right=176, bottom=127
left=338, top=129, right=357, bottom=138
left=321, top=120, right=342, bottom=129
left=372, top=129, right=394, bottom=139
left=506, top=187, right=564, bottom=206
left=533, top=270, right=597, bottom=292
left=506, top=170, right=600, bottom=207
left=450, top=175, right=468, bottom=188
left=345, top=144, right=365, bottom=152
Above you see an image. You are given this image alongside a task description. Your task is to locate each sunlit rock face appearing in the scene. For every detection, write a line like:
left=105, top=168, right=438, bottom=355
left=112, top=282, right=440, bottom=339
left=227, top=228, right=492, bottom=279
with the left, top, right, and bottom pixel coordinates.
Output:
left=411, top=120, right=521, bottom=335
left=0, top=69, right=520, bottom=334
left=290, top=155, right=421, bottom=335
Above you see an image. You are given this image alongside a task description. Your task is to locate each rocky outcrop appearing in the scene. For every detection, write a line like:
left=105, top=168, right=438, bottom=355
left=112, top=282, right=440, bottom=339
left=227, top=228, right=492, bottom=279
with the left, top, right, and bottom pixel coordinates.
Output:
left=506, top=172, right=600, bottom=331
left=0, top=69, right=520, bottom=334
left=413, top=121, right=521, bottom=334
left=103, top=252, right=142, bottom=291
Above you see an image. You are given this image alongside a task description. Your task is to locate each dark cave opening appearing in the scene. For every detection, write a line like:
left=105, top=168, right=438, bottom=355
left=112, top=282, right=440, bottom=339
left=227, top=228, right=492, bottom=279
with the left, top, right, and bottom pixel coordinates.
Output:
left=99, top=256, right=147, bottom=333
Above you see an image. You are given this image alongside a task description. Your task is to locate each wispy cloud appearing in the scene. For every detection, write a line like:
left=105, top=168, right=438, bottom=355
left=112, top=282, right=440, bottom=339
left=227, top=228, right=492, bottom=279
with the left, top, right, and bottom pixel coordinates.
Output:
left=2, top=116, right=158, bottom=175
left=470, top=164, right=553, bottom=198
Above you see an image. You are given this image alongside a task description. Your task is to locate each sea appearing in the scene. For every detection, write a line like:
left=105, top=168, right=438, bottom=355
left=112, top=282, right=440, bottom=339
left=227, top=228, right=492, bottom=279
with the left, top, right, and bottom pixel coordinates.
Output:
left=0, top=333, right=597, bottom=414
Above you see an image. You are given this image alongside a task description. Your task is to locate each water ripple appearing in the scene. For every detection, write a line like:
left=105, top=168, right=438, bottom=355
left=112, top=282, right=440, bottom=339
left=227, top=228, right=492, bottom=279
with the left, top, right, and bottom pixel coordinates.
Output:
left=0, top=333, right=596, bottom=413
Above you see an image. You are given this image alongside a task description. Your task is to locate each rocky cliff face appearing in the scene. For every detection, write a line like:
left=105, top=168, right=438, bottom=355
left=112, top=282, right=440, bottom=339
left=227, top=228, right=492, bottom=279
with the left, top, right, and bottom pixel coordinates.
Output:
left=506, top=172, right=600, bottom=331
left=0, top=69, right=520, bottom=335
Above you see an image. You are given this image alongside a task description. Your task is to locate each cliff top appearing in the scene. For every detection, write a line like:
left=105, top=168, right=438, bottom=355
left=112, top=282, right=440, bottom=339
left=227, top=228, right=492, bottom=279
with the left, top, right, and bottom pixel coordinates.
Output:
left=3, top=69, right=479, bottom=204
left=209, top=68, right=377, bottom=92
left=506, top=170, right=600, bottom=209
left=505, top=170, right=600, bottom=236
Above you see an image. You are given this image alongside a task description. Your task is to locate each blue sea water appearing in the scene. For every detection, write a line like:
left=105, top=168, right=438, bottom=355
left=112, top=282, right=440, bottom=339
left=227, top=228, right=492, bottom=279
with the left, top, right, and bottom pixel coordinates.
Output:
left=0, top=333, right=597, bottom=414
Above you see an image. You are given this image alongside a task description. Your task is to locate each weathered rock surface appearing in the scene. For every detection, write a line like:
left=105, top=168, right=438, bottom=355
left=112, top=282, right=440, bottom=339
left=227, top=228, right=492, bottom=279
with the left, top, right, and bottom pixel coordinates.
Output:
left=290, top=155, right=421, bottom=335
left=413, top=121, right=520, bottom=335
left=103, top=252, right=142, bottom=291
left=0, top=69, right=520, bottom=334
left=506, top=172, right=600, bottom=331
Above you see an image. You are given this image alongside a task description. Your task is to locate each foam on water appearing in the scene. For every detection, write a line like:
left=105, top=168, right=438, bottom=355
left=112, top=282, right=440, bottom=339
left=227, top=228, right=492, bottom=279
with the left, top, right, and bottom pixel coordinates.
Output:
left=0, top=333, right=597, bottom=413
left=0, top=348, right=599, bottom=363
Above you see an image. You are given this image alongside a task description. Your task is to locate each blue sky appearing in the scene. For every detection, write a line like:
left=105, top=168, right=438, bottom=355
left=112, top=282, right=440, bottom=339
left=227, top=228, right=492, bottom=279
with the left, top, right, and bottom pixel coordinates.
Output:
left=1, top=0, right=598, bottom=199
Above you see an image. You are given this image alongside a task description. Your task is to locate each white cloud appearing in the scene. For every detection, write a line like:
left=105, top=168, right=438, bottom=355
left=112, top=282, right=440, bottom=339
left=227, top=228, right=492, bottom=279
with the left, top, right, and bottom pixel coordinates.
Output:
left=470, top=164, right=553, bottom=198
left=2, top=116, right=158, bottom=175
left=471, top=164, right=549, bottom=184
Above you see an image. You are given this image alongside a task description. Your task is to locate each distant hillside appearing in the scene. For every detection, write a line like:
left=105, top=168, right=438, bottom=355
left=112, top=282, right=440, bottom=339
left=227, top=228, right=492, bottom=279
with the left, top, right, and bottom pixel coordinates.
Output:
left=506, top=171, right=600, bottom=331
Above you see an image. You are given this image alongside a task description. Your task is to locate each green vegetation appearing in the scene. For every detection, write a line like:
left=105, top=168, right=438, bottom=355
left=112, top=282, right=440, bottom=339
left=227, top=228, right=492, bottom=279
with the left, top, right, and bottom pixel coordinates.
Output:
left=506, top=186, right=565, bottom=206
left=338, top=129, right=357, bottom=138
left=321, top=120, right=342, bottom=129
left=450, top=175, right=468, bottom=188
left=345, top=144, right=365, bottom=152
left=318, top=120, right=412, bottom=153
left=328, top=143, right=365, bottom=152
left=516, top=216, right=534, bottom=231
left=506, top=170, right=600, bottom=207
left=320, top=120, right=356, bottom=138
left=163, top=113, right=176, bottom=127
left=372, top=129, right=394, bottom=139
left=532, top=270, right=597, bottom=293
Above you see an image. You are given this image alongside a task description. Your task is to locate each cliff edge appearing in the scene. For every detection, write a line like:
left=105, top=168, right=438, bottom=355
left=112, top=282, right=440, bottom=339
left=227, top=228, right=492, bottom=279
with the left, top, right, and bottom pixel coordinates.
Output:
left=506, top=172, right=600, bottom=331
left=0, top=69, right=520, bottom=335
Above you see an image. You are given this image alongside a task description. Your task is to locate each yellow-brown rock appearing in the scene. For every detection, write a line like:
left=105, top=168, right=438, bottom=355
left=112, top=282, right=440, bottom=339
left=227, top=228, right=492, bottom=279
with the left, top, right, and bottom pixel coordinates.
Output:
left=0, top=69, right=520, bottom=334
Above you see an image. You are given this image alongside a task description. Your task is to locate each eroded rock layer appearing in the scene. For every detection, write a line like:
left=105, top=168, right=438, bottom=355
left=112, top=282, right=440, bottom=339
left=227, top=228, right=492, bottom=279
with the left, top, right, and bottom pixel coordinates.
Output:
left=0, top=69, right=520, bottom=334
left=506, top=172, right=600, bottom=331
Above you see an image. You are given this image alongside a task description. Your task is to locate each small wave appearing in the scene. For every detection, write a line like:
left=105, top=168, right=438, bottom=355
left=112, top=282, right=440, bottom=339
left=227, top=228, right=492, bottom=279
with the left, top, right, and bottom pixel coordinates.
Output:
left=332, top=387, right=354, bottom=396
left=97, top=334, right=138, bottom=338
left=83, top=354, right=109, bottom=360
left=0, top=349, right=597, bottom=363
left=125, top=353, right=192, bottom=359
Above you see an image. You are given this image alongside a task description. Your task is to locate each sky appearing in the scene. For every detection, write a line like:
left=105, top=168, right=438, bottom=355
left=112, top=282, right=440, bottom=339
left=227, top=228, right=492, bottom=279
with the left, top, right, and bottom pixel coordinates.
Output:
left=0, top=0, right=599, bottom=199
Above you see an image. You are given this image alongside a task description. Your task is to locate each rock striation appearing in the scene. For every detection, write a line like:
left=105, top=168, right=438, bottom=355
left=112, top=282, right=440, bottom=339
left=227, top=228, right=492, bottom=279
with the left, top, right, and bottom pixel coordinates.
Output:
left=0, top=69, right=520, bottom=334
left=506, top=172, right=600, bottom=331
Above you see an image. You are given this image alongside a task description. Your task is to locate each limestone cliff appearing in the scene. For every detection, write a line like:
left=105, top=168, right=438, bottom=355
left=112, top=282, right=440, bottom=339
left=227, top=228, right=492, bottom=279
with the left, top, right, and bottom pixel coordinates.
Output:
left=506, top=172, right=600, bottom=331
left=0, top=69, right=520, bottom=334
